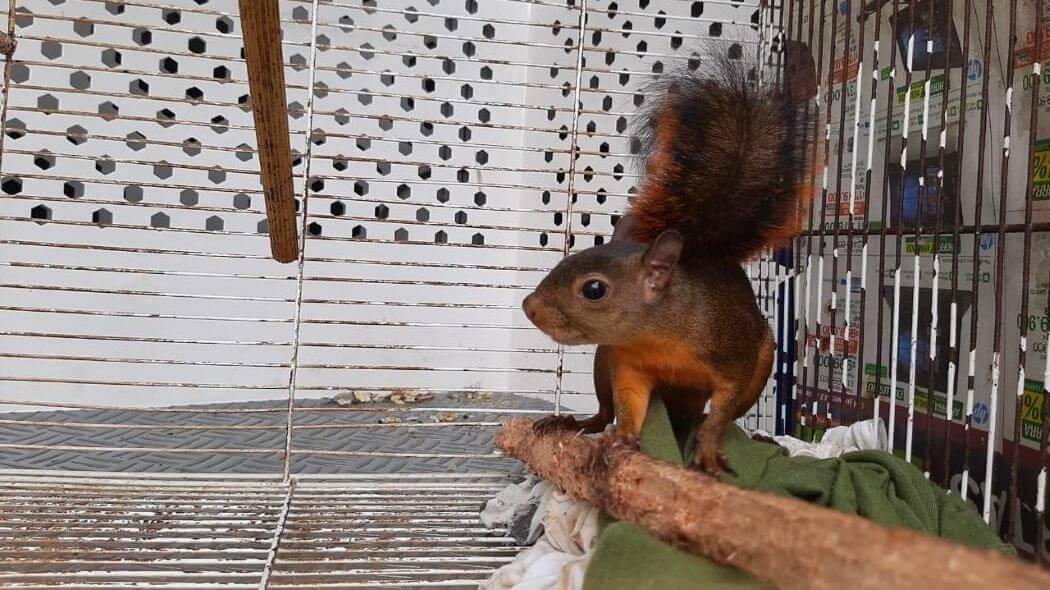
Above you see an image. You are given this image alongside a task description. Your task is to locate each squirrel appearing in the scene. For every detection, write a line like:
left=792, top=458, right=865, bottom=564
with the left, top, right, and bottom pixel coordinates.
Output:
left=521, top=50, right=809, bottom=475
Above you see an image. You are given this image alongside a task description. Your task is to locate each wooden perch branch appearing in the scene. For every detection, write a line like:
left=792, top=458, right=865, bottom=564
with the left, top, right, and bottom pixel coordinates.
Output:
left=496, top=418, right=1050, bottom=590
left=239, top=0, right=298, bottom=264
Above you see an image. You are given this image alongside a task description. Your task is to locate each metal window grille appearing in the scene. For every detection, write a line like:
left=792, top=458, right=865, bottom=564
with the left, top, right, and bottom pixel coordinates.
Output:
left=772, top=0, right=1050, bottom=566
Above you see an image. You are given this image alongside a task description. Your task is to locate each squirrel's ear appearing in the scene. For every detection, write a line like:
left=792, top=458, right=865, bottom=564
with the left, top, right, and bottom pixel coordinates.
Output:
left=641, top=230, right=682, bottom=294
left=611, top=214, right=638, bottom=243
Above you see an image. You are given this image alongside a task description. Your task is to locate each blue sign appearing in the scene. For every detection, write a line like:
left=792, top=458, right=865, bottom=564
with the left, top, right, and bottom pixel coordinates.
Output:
left=972, top=402, right=990, bottom=426
left=967, top=59, right=982, bottom=82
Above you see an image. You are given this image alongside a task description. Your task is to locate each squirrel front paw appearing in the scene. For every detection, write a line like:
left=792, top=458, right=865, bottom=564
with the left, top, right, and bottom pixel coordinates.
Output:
left=692, top=446, right=734, bottom=477
left=532, top=414, right=579, bottom=434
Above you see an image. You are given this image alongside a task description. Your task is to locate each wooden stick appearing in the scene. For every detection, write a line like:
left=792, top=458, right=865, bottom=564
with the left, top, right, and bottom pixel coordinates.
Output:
left=496, top=418, right=1050, bottom=590
left=238, top=0, right=298, bottom=263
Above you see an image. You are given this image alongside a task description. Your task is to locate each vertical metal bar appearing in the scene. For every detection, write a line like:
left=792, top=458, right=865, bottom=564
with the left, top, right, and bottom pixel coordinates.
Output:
left=282, top=0, right=322, bottom=481
left=928, top=0, right=957, bottom=484
left=808, top=0, right=832, bottom=430
left=840, top=0, right=864, bottom=424
left=553, top=0, right=588, bottom=416
left=988, top=0, right=1019, bottom=524
left=889, top=0, right=916, bottom=451
left=799, top=0, right=822, bottom=434
left=814, top=0, right=838, bottom=427
left=908, top=0, right=939, bottom=471
left=854, top=6, right=882, bottom=425
left=825, top=0, right=851, bottom=426
left=258, top=479, right=295, bottom=590
left=962, top=0, right=997, bottom=502
left=945, top=0, right=975, bottom=489
left=789, top=0, right=804, bottom=436
left=1009, top=0, right=1041, bottom=539
left=0, top=2, right=18, bottom=174
left=874, top=0, right=902, bottom=433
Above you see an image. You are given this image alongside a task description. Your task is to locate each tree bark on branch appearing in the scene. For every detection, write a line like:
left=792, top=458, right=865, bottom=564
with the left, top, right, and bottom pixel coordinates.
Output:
left=495, top=418, right=1050, bottom=590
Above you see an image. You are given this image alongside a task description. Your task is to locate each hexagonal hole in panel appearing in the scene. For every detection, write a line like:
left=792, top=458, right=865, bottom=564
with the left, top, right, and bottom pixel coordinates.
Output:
left=186, top=87, right=203, bottom=102
left=434, top=230, right=447, bottom=243
left=101, top=48, right=121, bottom=67
left=6, top=118, right=25, bottom=140
left=70, top=71, right=91, bottom=90
left=397, top=184, right=411, bottom=199
left=394, top=227, right=409, bottom=242
left=41, top=40, right=62, bottom=59
left=180, top=189, right=199, bottom=206
left=472, top=233, right=485, bottom=245
left=95, top=154, right=114, bottom=172
left=33, top=150, right=55, bottom=170
left=376, top=161, right=391, bottom=176
left=157, top=108, right=176, bottom=127
left=163, top=8, right=180, bottom=24
left=333, top=157, right=348, bottom=171
left=150, top=212, right=170, bottom=228
left=153, top=162, right=173, bottom=179
left=308, top=222, right=322, bottom=236
left=188, top=36, right=206, bottom=54
left=160, top=57, right=178, bottom=74
left=74, top=18, right=94, bottom=36
left=211, top=116, right=229, bottom=133
left=98, top=101, right=119, bottom=120
left=10, top=63, right=28, bottom=84
left=257, top=219, right=269, bottom=233
left=415, top=208, right=429, bottom=222
left=233, top=193, right=251, bottom=210
left=354, top=181, right=368, bottom=196
left=236, top=144, right=254, bottom=162
left=182, top=138, right=201, bottom=156
left=334, top=108, right=350, bottom=126
left=436, top=188, right=450, bottom=203
left=213, top=66, right=230, bottom=81
left=66, top=124, right=87, bottom=145
left=216, top=16, right=233, bottom=33
left=92, top=208, right=113, bottom=225
left=30, top=204, right=51, bottom=223
left=352, top=225, right=366, bottom=239
left=474, top=191, right=487, bottom=206
left=37, top=94, right=58, bottom=113
left=126, top=132, right=147, bottom=151
left=438, top=146, right=452, bottom=160
left=124, top=185, right=143, bottom=203
left=455, top=211, right=468, bottom=224
left=374, top=204, right=389, bottom=219
left=132, top=27, right=151, bottom=45
left=1, top=177, right=22, bottom=194
left=208, top=167, right=227, bottom=184
left=418, top=165, right=432, bottom=180
left=130, top=79, right=149, bottom=96
left=205, top=215, right=224, bottom=231
left=330, top=201, right=346, bottom=216
left=64, top=180, right=83, bottom=198
left=356, top=137, right=371, bottom=151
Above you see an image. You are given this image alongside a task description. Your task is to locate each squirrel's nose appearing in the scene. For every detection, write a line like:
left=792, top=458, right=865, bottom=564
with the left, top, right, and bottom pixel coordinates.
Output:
left=522, top=294, right=537, bottom=322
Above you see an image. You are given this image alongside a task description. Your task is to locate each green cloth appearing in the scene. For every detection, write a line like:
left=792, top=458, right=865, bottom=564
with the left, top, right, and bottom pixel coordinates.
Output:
left=583, top=398, right=1013, bottom=590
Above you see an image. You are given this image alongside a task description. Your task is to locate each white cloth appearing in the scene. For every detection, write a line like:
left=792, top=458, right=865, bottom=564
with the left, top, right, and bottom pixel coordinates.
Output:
left=758, top=417, right=888, bottom=459
left=479, top=485, right=599, bottom=590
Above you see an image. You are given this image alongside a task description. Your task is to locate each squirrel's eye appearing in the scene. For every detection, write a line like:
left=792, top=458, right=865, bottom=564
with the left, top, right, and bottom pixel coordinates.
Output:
left=580, top=279, right=608, bottom=301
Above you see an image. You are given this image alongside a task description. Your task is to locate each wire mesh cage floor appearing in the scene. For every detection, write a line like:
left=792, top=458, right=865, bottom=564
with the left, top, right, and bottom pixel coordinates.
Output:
left=0, top=472, right=523, bottom=588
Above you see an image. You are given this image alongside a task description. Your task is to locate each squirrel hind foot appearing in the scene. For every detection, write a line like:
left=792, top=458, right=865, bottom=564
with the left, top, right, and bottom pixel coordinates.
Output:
left=532, top=414, right=579, bottom=434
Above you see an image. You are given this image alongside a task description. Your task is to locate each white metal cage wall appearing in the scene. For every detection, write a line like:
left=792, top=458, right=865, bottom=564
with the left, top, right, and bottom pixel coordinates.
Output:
left=0, top=1, right=770, bottom=586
